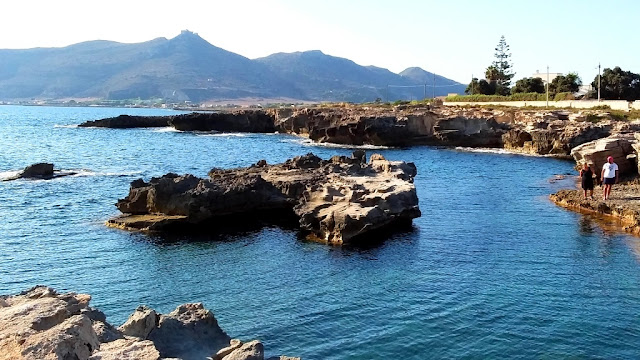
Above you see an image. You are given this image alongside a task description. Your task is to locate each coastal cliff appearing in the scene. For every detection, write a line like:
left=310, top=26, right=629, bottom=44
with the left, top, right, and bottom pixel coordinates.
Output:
left=0, top=286, right=299, bottom=360
left=108, top=152, right=421, bottom=245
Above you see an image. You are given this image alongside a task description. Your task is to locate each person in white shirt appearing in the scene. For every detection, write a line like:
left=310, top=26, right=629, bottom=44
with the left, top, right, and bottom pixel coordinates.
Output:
left=601, top=156, right=619, bottom=200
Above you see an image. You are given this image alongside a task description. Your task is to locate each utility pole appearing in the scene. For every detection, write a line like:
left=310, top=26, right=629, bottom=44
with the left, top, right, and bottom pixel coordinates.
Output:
left=598, top=63, right=601, bottom=102
left=423, top=83, right=427, bottom=100
left=546, top=65, right=549, bottom=108
left=471, top=74, right=474, bottom=95
left=432, top=72, right=436, bottom=99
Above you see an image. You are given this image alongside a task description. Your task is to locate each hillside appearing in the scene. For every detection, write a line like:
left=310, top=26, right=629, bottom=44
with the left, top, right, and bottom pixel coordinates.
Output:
left=0, top=31, right=464, bottom=103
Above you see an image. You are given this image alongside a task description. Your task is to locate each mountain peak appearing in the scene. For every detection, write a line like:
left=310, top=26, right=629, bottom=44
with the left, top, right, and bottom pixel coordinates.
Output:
left=177, top=30, right=201, bottom=38
left=169, top=30, right=209, bottom=45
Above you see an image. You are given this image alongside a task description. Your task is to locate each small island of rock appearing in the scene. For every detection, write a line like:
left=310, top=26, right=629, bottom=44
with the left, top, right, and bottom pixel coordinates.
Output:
left=108, top=151, right=421, bottom=245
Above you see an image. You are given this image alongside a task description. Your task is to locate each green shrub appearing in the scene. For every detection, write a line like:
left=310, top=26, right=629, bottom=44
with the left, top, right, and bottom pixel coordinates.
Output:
left=553, top=92, right=575, bottom=101
left=445, top=92, right=548, bottom=102
left=586, top=114, right=602, bottom=123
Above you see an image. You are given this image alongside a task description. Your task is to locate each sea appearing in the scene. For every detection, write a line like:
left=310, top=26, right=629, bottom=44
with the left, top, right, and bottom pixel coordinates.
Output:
left=1, top=105, right=639, bottom=359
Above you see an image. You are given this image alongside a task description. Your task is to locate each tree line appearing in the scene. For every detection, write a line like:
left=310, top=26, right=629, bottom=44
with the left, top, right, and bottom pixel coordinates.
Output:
left=465, top=36, right=640, bottom=101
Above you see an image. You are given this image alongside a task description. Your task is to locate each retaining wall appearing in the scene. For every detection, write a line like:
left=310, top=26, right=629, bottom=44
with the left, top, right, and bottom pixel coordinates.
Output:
left=443, top=100, right=631, bottom=111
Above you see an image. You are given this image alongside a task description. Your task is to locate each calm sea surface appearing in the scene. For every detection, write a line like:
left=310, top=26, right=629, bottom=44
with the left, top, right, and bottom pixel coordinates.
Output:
left=1, top=105, right=639, bottom=359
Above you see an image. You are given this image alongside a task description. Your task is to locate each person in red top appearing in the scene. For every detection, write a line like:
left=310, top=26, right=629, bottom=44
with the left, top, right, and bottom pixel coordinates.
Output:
left=601, top=156, right=619, bottom=200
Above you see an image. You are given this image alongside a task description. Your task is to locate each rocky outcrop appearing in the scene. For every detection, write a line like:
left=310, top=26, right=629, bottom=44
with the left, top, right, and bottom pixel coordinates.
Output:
left=0, top=286, right=298, bottom=360
left=570, top=134, right=638, bottom=177
left=2, top=163, right=77, bottom=181
left=78, top=115, right=170, bottom=128
left=269, top=107, right=509, bottom=147
left=170, top=111, right=275, bottom=132
left=294, top=154, right=421, bottom=243
left=108, top=152, right=421, bottom=245
left=502, top=119, right=613, bottom=156
left=502, top=111, right=640, bottom=156
left=79, top=111, right=275, bottom=133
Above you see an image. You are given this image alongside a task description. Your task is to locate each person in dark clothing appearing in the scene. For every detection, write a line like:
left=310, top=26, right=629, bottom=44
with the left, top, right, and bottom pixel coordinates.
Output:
left=580, top=162, right=594, bottom=199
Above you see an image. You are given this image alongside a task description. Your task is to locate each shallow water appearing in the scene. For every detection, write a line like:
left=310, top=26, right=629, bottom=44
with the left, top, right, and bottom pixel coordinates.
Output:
left=1, top=105, right=639, bottom=359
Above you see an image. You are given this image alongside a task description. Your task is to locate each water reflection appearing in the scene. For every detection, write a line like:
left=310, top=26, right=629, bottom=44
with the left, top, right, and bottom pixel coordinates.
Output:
left=578, top=216, right=597, bottom=235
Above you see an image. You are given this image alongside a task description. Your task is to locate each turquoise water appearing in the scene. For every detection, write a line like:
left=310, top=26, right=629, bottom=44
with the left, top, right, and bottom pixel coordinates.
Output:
left=1, top=105, right=639, bottom=359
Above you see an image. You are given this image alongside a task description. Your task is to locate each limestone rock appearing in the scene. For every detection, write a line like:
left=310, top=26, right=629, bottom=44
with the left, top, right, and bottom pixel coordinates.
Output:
left=221, top=340, right=264, bottom=360
left=88, top=338, right=160, bottom=360
left=570, top=134, right=637, bottom=176
left=118, top=305, right=157, bottom=339
left=147, top=303, right=231, bottom=360
left=109, top=152, right=421, bottom=245
left=215, top=339, right=243, bottom=360
left=0, top=287, right=299, bottom=360
left=0, top=286, right=100, bottom=360
left=294, top=154, right=420, bottom=244
left=92, top=321, right=123, bottom=343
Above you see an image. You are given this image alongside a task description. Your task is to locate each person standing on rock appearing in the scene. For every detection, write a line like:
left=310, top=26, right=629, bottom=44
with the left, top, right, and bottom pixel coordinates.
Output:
left=580, top=163, right=594, bottom=199
left=601, top=156, right=619, bottom=200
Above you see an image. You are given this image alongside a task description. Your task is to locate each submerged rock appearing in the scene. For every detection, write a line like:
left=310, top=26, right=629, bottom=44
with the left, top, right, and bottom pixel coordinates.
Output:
left=0, top=286, right=298, bottom=360
left=2, top=163, right=77, bottom=181
left=108, top=152, right=421, bottom=245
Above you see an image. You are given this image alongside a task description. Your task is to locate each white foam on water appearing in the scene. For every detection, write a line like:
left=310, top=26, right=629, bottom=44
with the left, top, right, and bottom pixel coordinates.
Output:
left=152, top=127, right=181, bottom=133
left=53, top=124, right=78, bottom=128
left=70, top=169, right=145, bottom=177
left=453, top=147, right=546, bottom=157
left=0, top=170, right=21, bottom=181
left=199, top=133, right=249, bottom=137
left=284, top=137, right=390, bottom=150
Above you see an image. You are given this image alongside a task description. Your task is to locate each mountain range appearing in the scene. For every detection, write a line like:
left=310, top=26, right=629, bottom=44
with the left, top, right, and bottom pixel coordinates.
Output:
left=0, top=30, right=465, bottom=103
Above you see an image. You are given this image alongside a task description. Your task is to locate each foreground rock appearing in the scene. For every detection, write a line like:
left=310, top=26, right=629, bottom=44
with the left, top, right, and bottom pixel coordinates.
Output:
left=108, top=152, right=421, bottom=245
left=0, top=286, right=298, bottom=360
left=2, top=163, right=77, bottom=181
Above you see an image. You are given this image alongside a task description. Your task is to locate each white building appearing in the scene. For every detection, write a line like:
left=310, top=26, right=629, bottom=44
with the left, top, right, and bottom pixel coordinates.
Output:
left=532, top=70, right=563, bottom=85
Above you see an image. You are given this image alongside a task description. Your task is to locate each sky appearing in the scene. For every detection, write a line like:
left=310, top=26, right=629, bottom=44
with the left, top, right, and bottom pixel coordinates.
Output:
left=1, top=0, right=637, bottom=84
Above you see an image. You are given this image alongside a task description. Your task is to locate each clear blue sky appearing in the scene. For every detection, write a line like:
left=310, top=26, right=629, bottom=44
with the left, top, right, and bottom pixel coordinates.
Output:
left=1, top=0, right=637, bottom=84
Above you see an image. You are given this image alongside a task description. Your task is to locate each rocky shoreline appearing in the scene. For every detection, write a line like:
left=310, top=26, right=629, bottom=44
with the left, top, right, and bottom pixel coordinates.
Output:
left=549, top=131, right=640, bottom=235
left=0, top=286, right=298, bottom=360
left=108, top=152, right=420, bottom=245
left=550, top=183, right=640, bottom=235
left=78, top=105, right=640, bottom=156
